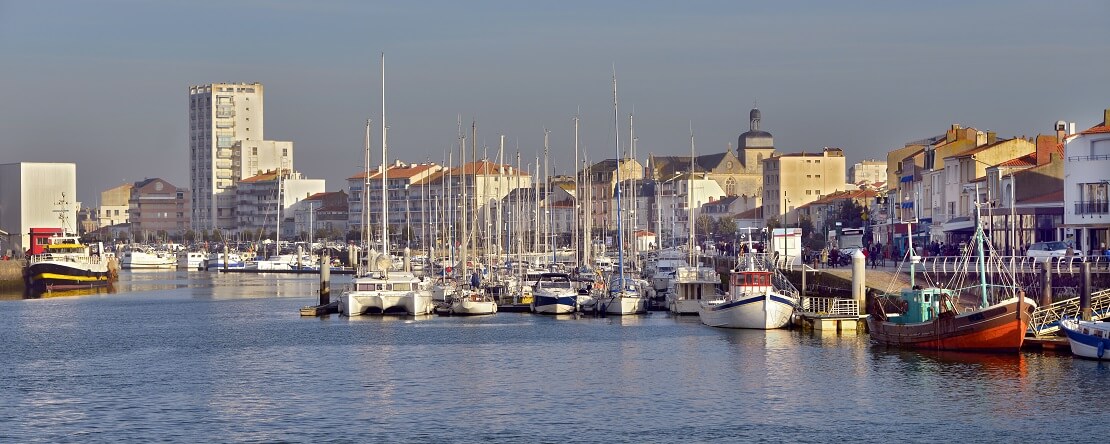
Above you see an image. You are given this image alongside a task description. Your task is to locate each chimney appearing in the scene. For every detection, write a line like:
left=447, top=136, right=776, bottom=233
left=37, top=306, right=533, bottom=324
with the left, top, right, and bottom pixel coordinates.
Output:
left=1056, top=120, right=1067, bottom=142
left=986, top=131, right=997, bottom=145
left=1035, top=135, right=1056, bottom=166
left=1104, top=108, right=1110, bottom=127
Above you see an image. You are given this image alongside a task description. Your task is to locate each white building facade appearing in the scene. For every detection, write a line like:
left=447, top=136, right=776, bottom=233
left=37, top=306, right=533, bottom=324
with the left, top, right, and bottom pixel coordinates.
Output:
left=0, top=162, right=78, bottom=255
left=188, top=82, right=266, bottom=232
left=1063, top=109, right=1110, bottom=255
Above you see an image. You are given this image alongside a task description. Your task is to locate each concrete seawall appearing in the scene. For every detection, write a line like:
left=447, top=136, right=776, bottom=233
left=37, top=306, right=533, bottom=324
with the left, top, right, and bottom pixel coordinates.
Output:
left=0, top=260, right=25, bottom=291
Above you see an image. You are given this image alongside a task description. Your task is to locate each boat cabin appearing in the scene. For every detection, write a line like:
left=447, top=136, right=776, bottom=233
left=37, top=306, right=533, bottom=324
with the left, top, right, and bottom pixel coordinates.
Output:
left=730, top=270, right=771, bottom=296
left=894, top=287, right=957, bottom=324
left=28, top=228, right=64, bottom=255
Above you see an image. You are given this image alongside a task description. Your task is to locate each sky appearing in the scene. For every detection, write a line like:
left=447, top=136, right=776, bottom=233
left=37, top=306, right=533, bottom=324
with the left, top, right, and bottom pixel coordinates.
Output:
left=1, top=0, right=1108, bottom=205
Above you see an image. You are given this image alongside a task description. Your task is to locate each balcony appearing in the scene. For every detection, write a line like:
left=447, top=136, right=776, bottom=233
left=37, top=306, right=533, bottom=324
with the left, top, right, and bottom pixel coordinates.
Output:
left=1075, top=200, right=1110, bottom=215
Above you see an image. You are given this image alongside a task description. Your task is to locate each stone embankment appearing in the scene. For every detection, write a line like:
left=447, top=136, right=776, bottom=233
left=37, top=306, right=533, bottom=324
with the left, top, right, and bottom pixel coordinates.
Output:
left=0, top=260, right=25, bottom=291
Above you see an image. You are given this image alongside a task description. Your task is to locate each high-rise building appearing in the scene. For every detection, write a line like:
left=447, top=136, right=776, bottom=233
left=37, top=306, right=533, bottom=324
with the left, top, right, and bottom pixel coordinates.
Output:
left=188, top=82, right=266, bottom=232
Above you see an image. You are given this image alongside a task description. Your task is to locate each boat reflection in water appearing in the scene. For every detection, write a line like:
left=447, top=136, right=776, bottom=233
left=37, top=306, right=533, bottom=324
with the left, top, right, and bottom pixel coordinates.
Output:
left=25, top=284, right=117, bottom=299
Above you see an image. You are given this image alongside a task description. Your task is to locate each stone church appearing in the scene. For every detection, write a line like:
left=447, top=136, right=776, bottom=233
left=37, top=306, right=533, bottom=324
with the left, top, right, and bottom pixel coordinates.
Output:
left=646, top=108, right=775, bottom=205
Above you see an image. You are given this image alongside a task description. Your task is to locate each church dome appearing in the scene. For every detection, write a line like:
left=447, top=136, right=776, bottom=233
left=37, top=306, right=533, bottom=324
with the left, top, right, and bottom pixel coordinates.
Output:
left=738, top=108, right=773, bottom=150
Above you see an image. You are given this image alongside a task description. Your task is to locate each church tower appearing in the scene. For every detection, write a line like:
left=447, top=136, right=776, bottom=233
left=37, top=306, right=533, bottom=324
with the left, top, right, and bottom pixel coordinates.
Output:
left=737, top=108, right=776, bottom=170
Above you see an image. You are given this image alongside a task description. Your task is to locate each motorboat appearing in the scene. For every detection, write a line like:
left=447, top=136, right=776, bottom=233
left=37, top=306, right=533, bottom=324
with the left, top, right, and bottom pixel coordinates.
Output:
left=668, top=265, right=718, bottom=315
left=119, top=247, right=176, bottom=269
left=1060, top=319, right=1110, bottom=360
left=177, top=251, right=209, bottom=270
left=530, top=272, right=579, bottom=314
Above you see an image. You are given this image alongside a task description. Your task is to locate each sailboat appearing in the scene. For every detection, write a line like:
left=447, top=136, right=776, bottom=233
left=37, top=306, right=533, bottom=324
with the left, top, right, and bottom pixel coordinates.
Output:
left=340, top=54, right=433, bottom=317
left=597, top=68, right=645, bottom=316
left=667, top=125, right=720, bottom=315
left=866, top=198, right=1036, bottom=352
left=446, top=121, right=497, bottom=315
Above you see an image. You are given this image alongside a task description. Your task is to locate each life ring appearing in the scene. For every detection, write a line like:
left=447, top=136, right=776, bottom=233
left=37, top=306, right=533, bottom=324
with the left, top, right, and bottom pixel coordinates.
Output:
left=1098, top=341, right=1105, bottom=359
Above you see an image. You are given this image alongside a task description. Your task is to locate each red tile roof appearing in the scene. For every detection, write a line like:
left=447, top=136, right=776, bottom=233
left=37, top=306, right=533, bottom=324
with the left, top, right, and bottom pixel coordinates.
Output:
left=1020, top=190, right=1063, bottom=204
left=1080, top=124, right=1110, bottom=135
left=240, top=170, right=280, bottom=183
left=348, top=163, right=440, bottom=180
left=998, top=153, right=1037, bottom=167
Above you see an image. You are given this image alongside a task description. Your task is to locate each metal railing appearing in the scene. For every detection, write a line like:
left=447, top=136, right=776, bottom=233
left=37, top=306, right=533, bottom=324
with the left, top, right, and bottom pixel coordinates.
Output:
left=799, top=296, right=859, bottom=317
left=1029, top=288, right=1110, bottom=337
left=1074, top=200, right=1110, bottom=215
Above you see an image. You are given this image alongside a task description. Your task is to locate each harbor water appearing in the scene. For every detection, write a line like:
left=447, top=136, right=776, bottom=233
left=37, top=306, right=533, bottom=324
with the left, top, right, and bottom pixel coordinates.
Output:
left=0, top=271, right=1105, bottom=443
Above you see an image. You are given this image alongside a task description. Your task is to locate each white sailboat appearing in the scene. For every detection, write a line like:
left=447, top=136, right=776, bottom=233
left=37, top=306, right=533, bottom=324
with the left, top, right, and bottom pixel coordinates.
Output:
left=668, top=125, right=720, bottom=315
left=597, top=68, right=645, bottom=316
left=447, top=121, right=497, bottom=315
left=341, top=53, right=432, bottom=317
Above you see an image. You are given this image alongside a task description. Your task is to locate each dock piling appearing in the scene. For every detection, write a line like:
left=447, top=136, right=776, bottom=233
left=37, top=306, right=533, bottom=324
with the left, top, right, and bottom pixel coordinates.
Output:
left=851, top=249, right=865, bottom=315
left=1040, top=265, right=1052, bottom=306
left=320, top=253, right=331, bottom=306
left=1081, top=261, right=1092, bottom=321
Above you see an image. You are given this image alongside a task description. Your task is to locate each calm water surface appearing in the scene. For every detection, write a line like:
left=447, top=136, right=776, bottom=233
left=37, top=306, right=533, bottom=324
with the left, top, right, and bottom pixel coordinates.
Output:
left=0, top=271, right=1104, bottom=443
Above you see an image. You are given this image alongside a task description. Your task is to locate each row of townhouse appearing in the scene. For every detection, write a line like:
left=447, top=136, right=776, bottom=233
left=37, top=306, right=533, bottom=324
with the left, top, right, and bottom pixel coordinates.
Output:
left=874, top=107, right=1110, bottom=257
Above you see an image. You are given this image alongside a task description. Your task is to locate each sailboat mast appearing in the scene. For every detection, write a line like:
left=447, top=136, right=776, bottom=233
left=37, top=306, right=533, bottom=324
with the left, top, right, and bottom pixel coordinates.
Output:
left=688, top=122, right=695, bottom=265
left=363, top=119, right=372, bottom=273
left=573, top=114, right=580, bottom=267
left=612, top=67, right=624, bottom=283
left=380, top=52, right=389, bottom=261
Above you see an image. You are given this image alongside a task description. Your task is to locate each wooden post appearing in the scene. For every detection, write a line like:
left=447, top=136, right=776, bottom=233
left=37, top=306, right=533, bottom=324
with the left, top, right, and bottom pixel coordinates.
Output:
left=800, top=264, right=807, bottom=297
left=222, top=244, right=229, bottom=272
left=320, top=253, right=331, bottom=305
left=1081, top=261, right=1092, bottom=321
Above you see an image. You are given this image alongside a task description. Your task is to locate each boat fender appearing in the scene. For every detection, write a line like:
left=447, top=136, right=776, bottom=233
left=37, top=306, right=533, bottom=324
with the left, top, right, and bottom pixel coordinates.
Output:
left=1098, top=341, right=1105, bottom=359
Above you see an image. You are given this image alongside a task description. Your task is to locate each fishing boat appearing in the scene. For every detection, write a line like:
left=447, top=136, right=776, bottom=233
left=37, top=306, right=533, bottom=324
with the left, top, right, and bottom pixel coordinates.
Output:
left=530, top=272, right=578, bottom=314
left=1058, top=319, right=1110, bottom=360
left=866, top=203, right=1036, bottom=352
left=25, top=232, right=114, bottom=291
left=698, top=252, right=797, bottom=329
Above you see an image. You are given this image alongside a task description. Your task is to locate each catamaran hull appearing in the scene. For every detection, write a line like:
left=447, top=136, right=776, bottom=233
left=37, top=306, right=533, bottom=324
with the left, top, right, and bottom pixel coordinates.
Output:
left=26, top=261, right=112, bottom=291
left=531, top=294, right=577, bottom=314
left=866, top=298, right=1035, bottom=352
left=341, top=292, right=430, bottom=316
left=698, top=294, right=795, bottom=329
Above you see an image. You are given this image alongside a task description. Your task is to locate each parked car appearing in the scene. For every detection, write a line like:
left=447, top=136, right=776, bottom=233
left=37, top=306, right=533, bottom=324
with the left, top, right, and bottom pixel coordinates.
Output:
left=1025, top=241, right=1075, bottom=262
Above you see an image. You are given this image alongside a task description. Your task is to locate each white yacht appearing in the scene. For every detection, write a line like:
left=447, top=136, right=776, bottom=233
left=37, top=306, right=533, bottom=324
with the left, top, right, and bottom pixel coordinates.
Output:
left=119, top=247, right=176, bottom=269
left=341, top=254, right=433, bottom=316
left=698, top=253, right=797, bottom=329
left=530, top=272, right=578, bottom=314
left=668, top=265, right=719, bottom=315
left=206, top=252, right=247, bottom=270
left=177, top=251, right=209, bottom=270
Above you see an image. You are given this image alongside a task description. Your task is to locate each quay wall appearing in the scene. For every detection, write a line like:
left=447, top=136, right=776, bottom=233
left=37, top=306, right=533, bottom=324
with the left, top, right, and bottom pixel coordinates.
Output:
left=0, top=260, right=24, bottom=290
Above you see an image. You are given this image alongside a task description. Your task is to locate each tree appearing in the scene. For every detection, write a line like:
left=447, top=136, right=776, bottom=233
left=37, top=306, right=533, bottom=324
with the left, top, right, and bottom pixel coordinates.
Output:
left=717, top=216, right=737, bottom=238
left=695, top=214, right=715, bottom=242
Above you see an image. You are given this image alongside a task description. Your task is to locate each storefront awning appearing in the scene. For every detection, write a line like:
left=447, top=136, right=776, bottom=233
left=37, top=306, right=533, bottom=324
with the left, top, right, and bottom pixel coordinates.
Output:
left=942, top=216, right=975, bottom=232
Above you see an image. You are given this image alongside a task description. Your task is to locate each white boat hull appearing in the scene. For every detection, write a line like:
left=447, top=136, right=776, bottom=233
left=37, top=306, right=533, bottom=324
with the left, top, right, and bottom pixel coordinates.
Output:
left=120, top=251, right=176, bottom=269
left=451, top=299, right=498, bottom=315
left=668, top=298, right=702, bottom=315
left=1060, top=319, right=1110, bottom=360
left=698, top=292, right=795, bottom=329
left=601, top=295, right=645, bottom=315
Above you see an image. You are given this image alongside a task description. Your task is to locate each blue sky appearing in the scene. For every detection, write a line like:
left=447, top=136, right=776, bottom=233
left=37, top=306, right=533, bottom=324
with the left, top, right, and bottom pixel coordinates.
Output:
left=1, top=0, right=1108, bottom=205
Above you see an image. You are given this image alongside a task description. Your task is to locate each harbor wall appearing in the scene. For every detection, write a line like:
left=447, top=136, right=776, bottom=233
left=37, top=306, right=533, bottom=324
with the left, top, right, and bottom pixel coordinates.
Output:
left=0, top=260, right=24, bottom=290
